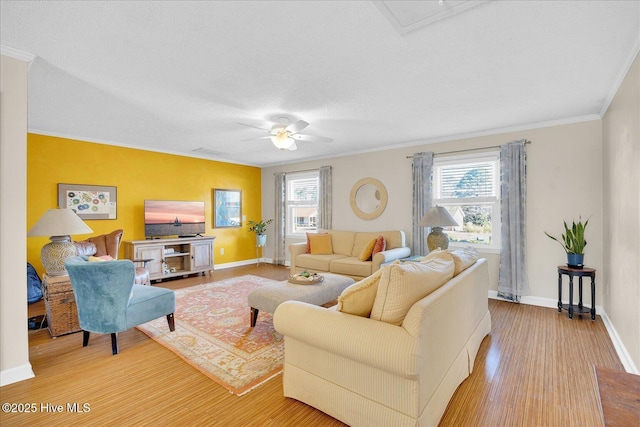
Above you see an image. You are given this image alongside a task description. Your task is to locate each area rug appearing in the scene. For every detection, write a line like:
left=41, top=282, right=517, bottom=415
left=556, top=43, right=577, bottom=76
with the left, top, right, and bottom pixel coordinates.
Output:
left=136, top=275, right=283, bottom=396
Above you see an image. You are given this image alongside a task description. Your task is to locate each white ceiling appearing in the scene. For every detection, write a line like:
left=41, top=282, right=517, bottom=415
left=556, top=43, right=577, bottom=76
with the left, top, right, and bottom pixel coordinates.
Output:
left=1, top=1, right=639, bottom=167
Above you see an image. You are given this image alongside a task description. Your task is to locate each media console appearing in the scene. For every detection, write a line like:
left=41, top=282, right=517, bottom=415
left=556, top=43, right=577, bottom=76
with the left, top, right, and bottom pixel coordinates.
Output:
left=124, top=236, right=215, bottom=282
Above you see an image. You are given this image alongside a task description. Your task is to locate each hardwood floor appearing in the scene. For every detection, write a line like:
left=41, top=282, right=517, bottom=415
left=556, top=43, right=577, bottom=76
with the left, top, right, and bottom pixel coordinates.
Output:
left=4, top=264, right=624, bottom=426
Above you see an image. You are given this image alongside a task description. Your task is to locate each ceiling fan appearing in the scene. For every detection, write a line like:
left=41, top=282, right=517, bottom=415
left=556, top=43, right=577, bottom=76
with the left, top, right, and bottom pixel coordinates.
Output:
left=239, top=116, right=333, bottom=151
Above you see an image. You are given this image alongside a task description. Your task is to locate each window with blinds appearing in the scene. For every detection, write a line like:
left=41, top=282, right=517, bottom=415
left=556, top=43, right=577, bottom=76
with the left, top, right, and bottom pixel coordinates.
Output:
left=433, top=151, right=500, bottom=250
left=286, top=171, right=319, bottom=235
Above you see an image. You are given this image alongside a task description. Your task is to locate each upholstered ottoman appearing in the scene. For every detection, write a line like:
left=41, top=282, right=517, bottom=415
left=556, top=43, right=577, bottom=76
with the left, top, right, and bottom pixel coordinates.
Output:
left=247, top=273, right=355, bottom=327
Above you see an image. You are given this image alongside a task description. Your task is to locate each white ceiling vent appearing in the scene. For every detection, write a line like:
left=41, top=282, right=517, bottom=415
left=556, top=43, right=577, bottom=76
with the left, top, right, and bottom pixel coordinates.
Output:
left=372, top=0, right=488, bottom=35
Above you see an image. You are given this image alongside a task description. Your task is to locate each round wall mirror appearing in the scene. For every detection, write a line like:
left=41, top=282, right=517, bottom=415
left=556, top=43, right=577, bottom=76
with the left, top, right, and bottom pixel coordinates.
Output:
left=350, top=177, right=388, bottom=220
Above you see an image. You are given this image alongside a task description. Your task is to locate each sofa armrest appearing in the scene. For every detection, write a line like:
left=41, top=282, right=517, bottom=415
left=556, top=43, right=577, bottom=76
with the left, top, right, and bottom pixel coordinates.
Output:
left=274, top=301, right=418, bottom=378
left=372, top=247, right=412, bottom=270
left=288, top=242, right=307, bottom=272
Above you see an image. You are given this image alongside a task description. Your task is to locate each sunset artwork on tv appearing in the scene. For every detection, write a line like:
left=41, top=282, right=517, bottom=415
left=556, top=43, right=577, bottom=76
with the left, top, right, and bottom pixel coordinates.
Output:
left=144, top=200, right=206, bottom=238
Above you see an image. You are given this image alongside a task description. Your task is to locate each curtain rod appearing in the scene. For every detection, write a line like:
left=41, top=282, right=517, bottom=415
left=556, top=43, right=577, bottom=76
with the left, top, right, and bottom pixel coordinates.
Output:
left=273, top=167, right=328, bottom=175
left=406, top=139, right=531, bottom=159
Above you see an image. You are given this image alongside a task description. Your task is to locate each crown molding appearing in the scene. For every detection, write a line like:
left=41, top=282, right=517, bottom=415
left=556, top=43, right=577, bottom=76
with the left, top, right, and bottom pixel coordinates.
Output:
left=599, top=32, right=640, bottom=118
left=0, top=45, right=36, bottom=63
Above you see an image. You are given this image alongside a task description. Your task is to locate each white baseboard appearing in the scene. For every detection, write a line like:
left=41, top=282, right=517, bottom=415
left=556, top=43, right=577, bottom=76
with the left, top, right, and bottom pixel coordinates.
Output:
left=488, top=290, right=638, bottom=374
left=599, top=312, right=640, bottom=374
left=0, top=363, right=35, bottom=387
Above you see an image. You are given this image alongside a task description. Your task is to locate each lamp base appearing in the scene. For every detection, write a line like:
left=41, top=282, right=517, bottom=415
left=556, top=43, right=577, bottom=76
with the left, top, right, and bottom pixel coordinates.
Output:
left=41, top=235, right=77, bottom=276
left=427, top=227, right=450, bottom=251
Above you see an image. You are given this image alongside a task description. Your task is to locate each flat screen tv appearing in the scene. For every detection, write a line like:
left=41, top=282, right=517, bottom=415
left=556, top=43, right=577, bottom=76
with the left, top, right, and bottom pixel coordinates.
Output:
left=144, top=200, right=206, bottom=238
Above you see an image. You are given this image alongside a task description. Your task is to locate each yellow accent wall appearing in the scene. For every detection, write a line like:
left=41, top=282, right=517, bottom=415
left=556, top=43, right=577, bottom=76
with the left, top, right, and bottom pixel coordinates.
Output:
left=27, top=133, right=262, bottom=275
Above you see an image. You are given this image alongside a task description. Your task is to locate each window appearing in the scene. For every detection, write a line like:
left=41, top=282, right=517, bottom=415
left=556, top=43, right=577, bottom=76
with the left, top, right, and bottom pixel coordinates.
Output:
left=286, top=171, right=319, bottom=236
left=433, top=151, right=500, bottom=250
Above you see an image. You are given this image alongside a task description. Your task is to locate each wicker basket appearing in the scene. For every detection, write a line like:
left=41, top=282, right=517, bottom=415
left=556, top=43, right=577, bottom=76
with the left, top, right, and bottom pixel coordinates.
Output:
left=42, top=274, right=81, bottom=337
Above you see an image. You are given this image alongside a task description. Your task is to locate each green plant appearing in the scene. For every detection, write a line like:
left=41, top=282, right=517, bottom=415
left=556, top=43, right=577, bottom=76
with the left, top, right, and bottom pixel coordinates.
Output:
left=545, top=216, right=589, bottom=254
left=248, top=219, right=273, bottom=235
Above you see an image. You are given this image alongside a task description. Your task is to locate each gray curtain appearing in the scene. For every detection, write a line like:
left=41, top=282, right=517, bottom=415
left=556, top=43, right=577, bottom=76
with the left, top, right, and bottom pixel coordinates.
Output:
left=318, top=166, right=332, bottom=230
left=273, top=172, right=286, bottom=266
left=498, top=140, right=530, bottom=301
left=412, top=152, right=434, bottom=256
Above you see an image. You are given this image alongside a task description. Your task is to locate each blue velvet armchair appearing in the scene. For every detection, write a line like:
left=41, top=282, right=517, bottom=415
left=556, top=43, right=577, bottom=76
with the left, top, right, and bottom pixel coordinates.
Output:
left=65, top=256, right=175, bottom=355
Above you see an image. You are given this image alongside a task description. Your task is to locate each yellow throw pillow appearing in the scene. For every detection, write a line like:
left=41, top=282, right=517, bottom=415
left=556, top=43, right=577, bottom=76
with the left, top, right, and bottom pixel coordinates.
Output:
left=359, top=238, right=377, bottom=262
left=309, top=233, right=333, bottom=255
left=88, top=256, right=107, bottom=262
left=337, top=268, right=384, bottom=317
left=370, top=257, right=455, bottom=325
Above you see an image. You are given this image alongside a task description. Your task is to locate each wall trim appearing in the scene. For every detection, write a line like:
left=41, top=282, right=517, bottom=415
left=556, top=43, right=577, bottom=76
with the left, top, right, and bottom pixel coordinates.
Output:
left=488, top=290, right=638, bottom=374
left=0, top=363, right=35, bottom=387
left=599, top=32, right=640, bottom=117
left=0, top=45, right=36, bottom=63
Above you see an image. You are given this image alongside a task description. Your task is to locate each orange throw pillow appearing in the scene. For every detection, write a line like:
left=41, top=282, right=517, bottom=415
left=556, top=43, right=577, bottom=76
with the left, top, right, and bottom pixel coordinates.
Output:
left=309, top=233, right=333, bottom=255
left=372, top=235, right=386, bottom=256
left=306, top=232, right=327, bottom=253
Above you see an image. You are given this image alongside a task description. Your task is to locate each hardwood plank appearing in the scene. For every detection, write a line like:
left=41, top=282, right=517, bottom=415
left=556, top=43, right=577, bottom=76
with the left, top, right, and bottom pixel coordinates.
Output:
left=6, top=265, right=626, bottom=426
left=595, top=366, right=640, bottom=427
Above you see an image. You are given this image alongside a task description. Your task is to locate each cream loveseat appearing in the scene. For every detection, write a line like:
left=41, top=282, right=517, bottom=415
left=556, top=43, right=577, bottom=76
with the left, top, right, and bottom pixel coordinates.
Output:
left=289, top=230, right=411, bottom=280
left=274, top=249, right=491, bottom=427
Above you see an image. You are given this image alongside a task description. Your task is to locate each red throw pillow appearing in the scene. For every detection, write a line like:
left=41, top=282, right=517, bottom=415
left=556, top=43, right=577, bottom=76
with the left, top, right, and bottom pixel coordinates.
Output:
left=372, top=235, right=386, bottom=256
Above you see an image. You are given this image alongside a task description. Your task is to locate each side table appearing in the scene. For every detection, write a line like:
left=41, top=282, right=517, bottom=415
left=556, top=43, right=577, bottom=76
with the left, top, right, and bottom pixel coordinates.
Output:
left=42, top=274, right=82, bottom=337
left=557, top=265, right=596, bottom=320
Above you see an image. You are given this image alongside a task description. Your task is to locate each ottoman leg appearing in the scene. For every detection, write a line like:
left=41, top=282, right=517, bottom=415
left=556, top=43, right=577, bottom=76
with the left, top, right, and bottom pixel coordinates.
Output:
left=250, top=307, right=259, bottom=327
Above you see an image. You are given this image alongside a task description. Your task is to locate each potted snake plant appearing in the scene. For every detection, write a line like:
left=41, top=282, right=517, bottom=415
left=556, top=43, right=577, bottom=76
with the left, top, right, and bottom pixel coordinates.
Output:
left=545, top=216, right=589, bottom=268
left=248, top=219, right=273, bottom=247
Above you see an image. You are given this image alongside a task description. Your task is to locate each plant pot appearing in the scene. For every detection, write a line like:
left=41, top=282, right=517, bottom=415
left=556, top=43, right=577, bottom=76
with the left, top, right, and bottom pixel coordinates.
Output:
left=256, top=234, right=267, bottom=247
left=567, top=253, right=584, bottom=269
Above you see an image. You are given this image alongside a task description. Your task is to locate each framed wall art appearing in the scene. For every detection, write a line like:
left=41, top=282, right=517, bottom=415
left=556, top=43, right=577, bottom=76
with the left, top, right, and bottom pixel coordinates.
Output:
left=213, top=188, right=242, bottom=228
left=58, top=183, right=117, bottom=220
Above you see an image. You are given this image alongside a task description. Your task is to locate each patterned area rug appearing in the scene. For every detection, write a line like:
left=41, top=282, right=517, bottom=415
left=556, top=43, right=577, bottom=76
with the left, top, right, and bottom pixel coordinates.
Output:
left=136, top=275, right=283, bottom=396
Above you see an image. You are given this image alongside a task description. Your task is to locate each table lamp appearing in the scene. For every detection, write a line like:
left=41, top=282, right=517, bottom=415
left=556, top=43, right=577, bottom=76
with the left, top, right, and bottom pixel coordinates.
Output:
left=27, top=208, right=93, bottom=276
left=418, top=206, right=459, bottom=251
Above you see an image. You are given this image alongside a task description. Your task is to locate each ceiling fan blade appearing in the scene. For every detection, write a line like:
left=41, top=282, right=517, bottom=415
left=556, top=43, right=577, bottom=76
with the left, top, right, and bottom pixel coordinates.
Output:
left=236, top=122, right=270, bottom=132
left=292, top=134, right=333, bottom=143
left=286, top=120, right=309, bottom=134
left=288, top=142, right=298, bottom=151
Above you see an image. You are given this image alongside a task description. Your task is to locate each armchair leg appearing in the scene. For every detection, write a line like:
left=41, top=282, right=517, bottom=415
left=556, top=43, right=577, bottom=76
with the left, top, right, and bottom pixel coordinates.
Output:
left=83, top=330, right=90, bottom=347
left=167, top=313, right=175, bottom=331
left=111, top=333, right=118, bottom=355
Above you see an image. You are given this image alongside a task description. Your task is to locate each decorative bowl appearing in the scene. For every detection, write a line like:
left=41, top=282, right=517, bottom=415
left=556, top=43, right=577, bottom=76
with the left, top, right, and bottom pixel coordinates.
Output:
left=288, top=273, right=324, bottom=285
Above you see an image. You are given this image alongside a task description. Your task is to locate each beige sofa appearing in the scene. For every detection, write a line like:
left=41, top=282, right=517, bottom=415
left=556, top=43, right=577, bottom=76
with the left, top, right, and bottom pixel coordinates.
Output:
left=289, top=230, right=411, bottom=279
left=274, top=251, right=491, bottom=427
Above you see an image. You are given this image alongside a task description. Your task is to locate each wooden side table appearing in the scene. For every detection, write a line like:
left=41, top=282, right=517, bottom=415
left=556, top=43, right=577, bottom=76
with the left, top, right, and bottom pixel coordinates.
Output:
left=557, top=265, right=596, bottom=320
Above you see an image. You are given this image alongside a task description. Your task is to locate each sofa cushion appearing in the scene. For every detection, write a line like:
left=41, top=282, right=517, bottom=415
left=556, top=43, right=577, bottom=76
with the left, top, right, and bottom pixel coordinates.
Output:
left=426, top=247, right=478, bottom=276
left=309, top=233, right=333, bottom=255
left=336, top=268, right=384, bottom=317
left=372, top=235, right=386, bottom=256
left=370, top=257, right=455, bottom=325
left=329, top=230, right=356, bottom=256
left=329, top=257, right=374, bottom=278
left=296, top=254, right=347, bottom=272
left=359, top=238, right=377, bottom=262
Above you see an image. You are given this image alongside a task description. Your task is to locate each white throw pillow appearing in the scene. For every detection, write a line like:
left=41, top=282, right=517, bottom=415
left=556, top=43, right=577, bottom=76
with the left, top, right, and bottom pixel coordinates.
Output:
left=370, top=257, right=455, bottom=325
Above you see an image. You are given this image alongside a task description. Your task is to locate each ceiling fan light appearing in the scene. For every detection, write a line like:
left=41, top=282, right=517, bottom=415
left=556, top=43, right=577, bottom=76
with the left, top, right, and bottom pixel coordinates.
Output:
left=270, top=133, right=295, bottom=150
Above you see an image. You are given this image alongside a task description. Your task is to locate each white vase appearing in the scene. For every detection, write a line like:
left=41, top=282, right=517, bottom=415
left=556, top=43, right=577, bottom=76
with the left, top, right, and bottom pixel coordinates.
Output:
left=256, top=234, right=267, bottom=247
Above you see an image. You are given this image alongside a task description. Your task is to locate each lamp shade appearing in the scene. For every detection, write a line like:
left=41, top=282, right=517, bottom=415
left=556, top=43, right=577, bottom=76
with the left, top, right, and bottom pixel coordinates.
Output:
left=28, top=208, right=93, bottom=276
left=28, top=208, right=94, bottom=237
left=417, top=206, right=459, bottom=228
